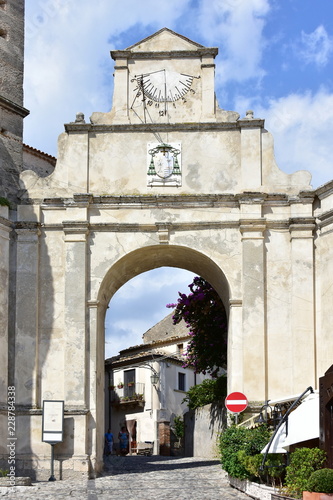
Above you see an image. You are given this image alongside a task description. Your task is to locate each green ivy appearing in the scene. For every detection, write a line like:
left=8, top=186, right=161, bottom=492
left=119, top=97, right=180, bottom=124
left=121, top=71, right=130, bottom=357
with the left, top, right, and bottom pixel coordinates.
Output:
left=182, top=375, right=227, bottom=410
left=0, top=197, right=10, bottom=208
left=283, top=447, right=326, bottom=498
left=172, top=415, right=184, bottom=439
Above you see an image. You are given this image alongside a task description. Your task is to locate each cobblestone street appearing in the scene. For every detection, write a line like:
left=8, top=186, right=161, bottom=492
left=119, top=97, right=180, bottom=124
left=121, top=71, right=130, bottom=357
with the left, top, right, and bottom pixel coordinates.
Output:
left=0, top=456, right=250, bottom=499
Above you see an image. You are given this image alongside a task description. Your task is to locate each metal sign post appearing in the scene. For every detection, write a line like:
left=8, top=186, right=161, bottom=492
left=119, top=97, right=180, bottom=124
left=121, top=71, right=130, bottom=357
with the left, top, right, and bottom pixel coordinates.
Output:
left=42, top=400, right=64, bottom=481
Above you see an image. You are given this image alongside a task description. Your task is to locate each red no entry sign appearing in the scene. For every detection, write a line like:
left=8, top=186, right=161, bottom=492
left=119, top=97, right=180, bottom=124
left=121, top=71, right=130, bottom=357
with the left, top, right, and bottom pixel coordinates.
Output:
left=225, top=392, right=248, bottom=413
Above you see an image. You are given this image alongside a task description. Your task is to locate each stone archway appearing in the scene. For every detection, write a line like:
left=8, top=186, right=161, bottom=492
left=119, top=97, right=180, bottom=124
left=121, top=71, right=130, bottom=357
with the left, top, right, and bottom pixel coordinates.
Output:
left=93, top=244, right=231, bottom=471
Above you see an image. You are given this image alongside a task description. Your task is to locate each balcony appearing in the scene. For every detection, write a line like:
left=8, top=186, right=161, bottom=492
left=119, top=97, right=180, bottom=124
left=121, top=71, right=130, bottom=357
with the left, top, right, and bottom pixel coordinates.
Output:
left=109, top=382, right=145, bottom=407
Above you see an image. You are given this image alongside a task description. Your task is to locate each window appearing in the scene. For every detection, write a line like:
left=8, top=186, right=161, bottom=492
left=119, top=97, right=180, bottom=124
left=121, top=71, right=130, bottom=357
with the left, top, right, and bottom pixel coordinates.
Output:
left=178, top=372, right=185, bottom=392
left=124, top=369, right=135, bottom=397
left=177, top=343, right=184, bottom=355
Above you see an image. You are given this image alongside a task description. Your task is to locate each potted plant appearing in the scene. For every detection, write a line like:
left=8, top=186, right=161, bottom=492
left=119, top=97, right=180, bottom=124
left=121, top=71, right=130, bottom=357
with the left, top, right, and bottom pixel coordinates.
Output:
left=128, top=382, right=134, bottom=387
left=117, top=382, right=124, bottom=389
left=109, top=384, right=115, bottom=390
left=303, top=469, right=333, bottom=499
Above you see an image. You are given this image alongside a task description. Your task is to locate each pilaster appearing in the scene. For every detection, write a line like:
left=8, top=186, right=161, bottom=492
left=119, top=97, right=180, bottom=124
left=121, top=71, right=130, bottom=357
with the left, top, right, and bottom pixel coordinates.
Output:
left=111, top=56, right=129, bottom=123
left=239, top=114, right=264, bottom=191
left=240, top=221, right=266, bottom=400
left=0, top=213, right=11, bottom=402
left=87, top=299, right=104, bottom=473
left=63, top=222, right=89, bottom=406
left=201, top=56, right=216, bottom=121
left=15, top=224, right=40, bottom=405
left=289, top=219, right=316, bottom=390
left=228, top=299, right=243, bottom=394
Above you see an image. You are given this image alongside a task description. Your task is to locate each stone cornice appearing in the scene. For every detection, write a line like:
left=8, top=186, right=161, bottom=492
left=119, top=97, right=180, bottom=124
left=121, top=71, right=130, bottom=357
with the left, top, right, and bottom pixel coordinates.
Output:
left=39, top=218, right=319, bottom=233
left=110, top=48, right=219, bottom=60
left=0, top=94, right=30, bottom=118
left=317, top=208, right=333, bottom=228
left=63, top=221, right=89, bottom=238
left=314, top=180, right=333, bottom=199
left=39, top=192, right=314, bottom=209
left=0, top=405, right=89, bottom=415
left=64, top=119, right=265, bottom=133
left=0, top=216, right=13, bottom=230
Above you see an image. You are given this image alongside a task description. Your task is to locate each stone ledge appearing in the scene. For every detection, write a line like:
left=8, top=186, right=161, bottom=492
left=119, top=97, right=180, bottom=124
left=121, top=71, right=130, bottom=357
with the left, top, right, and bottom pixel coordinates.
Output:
left=228, top=475, right=279, bottom=500
left=0, top=476, right=32, bottom=487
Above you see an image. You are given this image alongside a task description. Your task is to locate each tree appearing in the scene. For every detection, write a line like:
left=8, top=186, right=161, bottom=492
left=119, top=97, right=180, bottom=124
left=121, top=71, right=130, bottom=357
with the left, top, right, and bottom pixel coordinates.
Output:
left=167, top=276, right=227, bottom=377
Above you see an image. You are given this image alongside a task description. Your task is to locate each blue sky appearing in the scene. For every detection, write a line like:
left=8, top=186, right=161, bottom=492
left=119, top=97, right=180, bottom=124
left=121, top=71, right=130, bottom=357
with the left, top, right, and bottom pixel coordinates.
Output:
left=24, top=0, right=333, bottom=356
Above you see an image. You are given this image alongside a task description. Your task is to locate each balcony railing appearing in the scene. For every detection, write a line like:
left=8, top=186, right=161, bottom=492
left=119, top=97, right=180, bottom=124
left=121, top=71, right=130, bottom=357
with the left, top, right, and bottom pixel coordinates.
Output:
left=109, top=382, right=145, bottom=406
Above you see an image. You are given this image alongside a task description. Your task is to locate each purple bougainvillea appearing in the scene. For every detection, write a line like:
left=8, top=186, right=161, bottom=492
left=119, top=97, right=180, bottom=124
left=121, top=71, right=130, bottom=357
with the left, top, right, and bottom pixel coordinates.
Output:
left=167, top=276, right=227, bottom=377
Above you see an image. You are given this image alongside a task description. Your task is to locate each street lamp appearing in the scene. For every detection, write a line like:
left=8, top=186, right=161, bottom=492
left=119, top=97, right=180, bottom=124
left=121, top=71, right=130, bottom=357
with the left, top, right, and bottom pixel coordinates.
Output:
left=257, top=401, right=283, bottom=429
left=257, top=400, right=272, bottom=425
left=150, top=372, right=160, bottom=385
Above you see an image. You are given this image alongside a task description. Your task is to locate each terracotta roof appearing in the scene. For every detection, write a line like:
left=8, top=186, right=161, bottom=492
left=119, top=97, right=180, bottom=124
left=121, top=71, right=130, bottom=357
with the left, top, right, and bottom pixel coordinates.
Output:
left=105, top=312, right=190, bottom=367
left=106, top=350, right=186, bottom=369
left=23, top=143, right=57, bottom=165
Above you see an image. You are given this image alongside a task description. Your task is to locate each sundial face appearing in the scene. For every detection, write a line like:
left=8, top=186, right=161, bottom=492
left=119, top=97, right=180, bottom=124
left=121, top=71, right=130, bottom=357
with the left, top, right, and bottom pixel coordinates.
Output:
left=139, top=70, right=195, bottom=103
left=130, top=69, right=200, bottom=123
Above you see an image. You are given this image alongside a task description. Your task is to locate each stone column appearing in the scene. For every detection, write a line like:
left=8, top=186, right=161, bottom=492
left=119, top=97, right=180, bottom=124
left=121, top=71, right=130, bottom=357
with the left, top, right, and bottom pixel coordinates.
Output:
left=63, top=222, right=89, bottom=407
left=240, top=221, right=266, bottom=401
left=15, top=224, right=40, bottom=405
left=289, top=220, right=316, bottom=391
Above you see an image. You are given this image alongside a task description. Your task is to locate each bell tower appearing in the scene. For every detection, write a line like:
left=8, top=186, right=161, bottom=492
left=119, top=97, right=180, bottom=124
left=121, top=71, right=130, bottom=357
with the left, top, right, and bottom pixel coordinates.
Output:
left=0, top=0, right=29, bottom=206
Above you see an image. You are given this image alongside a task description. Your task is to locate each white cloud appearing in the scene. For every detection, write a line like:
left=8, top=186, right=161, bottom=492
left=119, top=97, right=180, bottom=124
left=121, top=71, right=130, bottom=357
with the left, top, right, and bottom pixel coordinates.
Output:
left=24, top=0, right=192, bottom=155
left=299, top=25, right=333, bottom=68
left=255, top=89, right=333, bottom=187
left=105, top=267, right=195, bottom=357
left=194, top=0, right=270, bottom=83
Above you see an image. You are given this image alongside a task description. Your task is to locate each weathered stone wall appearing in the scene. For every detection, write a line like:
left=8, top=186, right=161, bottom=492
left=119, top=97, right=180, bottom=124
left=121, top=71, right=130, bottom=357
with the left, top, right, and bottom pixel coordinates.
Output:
left=0, top=0, right=25, bottom=105
left=0, top=0, right=29, bottom=205
left=184, top=403, right=226, bottom=458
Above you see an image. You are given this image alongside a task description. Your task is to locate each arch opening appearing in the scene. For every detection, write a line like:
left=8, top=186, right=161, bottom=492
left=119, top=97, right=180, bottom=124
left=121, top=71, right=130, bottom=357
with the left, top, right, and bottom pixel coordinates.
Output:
left=96, top=244, right=231, bottom=463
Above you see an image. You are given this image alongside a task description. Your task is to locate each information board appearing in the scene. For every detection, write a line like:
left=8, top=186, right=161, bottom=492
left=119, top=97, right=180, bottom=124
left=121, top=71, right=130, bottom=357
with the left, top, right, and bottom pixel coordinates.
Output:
left=42, top=400, right=64, bottom=443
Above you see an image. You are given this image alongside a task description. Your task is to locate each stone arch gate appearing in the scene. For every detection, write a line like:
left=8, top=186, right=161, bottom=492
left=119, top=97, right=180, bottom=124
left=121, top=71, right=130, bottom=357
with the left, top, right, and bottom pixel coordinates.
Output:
left=95, top=244, right=232, bottom=465
left=2, top=28, right=331, bottom=480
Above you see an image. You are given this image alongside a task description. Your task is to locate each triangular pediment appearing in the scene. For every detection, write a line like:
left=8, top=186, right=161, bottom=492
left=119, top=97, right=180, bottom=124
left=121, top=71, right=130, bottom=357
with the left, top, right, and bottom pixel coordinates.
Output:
left=126, top=27, right=204, bottom=52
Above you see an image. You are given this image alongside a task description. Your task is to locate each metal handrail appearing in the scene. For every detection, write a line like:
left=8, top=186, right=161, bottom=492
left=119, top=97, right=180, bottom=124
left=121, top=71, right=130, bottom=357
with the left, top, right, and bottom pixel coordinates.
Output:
left=260, top=386, right=314, bottom=470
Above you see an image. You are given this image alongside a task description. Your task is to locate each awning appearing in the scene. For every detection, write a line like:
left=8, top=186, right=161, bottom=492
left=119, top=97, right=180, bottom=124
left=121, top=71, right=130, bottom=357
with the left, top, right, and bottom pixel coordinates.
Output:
left=261, top=422, right=287, bottom=454
left=261, top=392, right=319, bottom=454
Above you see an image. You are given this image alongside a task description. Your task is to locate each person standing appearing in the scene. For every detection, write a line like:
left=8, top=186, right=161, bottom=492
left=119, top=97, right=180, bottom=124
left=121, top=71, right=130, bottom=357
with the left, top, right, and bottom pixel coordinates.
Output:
left=104, top=429, right=114, bottom=455
left=118, top=426, right=129, bottom=455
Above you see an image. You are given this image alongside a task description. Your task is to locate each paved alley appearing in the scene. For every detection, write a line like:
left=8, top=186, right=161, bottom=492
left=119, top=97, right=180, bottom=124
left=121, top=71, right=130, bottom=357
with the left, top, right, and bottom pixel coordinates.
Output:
left=0, top=456, right=251, bottom=499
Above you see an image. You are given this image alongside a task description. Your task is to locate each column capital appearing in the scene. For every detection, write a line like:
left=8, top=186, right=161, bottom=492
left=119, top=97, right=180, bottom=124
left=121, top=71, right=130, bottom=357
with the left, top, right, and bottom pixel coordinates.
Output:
left=289, top=218, right=316, bottom=239
left=63, top=221, right=89, bottom=242
left=240, top=220, right=266, bottom=240
left=15, top=223, right=41, bottom=241
left=229, top=299, right=242, bottom=307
